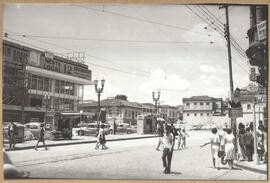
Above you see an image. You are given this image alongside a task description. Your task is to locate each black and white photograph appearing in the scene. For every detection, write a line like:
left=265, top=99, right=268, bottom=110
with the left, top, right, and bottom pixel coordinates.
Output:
left=2, top=2, right=268, bottom=181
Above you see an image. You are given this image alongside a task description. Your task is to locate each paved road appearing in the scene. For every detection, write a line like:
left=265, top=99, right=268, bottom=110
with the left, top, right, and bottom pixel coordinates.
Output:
left=5, top=131, right=267, bottom=180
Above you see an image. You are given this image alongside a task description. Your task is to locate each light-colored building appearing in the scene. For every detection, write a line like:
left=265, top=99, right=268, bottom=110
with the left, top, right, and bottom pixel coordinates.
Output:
left=183, top=96, right=217, bottom=126
left=237, top=88, right=267, bottom=127
left=3, top=40, right=92, bottom=129
left=79, top=98, right=142, bottom=125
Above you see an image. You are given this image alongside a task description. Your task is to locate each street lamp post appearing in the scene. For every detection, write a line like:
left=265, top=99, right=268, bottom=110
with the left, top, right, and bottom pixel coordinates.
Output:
left=94, top=78, right=105, bottom=126
left=152, top=91, right=160, bottom=115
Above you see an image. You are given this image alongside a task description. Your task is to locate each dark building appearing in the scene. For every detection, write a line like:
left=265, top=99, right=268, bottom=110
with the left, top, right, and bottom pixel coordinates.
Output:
left=3, top=40, right=92, bottom=128
left=246, top=6, right=268, bottom=88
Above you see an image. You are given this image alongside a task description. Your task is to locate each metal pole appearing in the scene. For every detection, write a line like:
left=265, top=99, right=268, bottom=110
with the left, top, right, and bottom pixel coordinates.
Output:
left=253, top=101, right=259, bottom=165
left=98, top=92, right=101, bottom=126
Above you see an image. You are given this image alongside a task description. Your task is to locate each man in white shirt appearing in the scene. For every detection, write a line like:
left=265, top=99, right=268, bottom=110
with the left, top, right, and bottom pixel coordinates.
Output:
left=162, top=126, right=173, bottom=174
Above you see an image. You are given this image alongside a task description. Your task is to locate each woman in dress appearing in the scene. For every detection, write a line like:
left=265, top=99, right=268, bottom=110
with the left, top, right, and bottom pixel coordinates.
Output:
left=224, top=129, right=236, bottom=169
left=200, top=127, right=220, bottom=169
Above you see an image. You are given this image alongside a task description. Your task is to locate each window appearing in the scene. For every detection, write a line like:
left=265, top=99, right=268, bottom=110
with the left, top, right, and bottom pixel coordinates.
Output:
left=206, top=102, right=210, bottom=106
left=38, top=76, right=43, bottom=90
left=200, top=113, right=203, bottom=116
left=31, top=75, right=37, bottom=90
left=186, top=103, right=190, bottom=106
left=194, top=102, right=197, bottom=105
left=194, top=113, right=197, bottom=117
left=247, top=104, right=251, bottom=110
left=200, top=102, right=204, bottom=106
left=55, top=80, right=60, bottom=93
left=187, top=113, right=190, bottom=117
left=44, top=77, right=49, bottom=91
left=207, top=113, right=210, bottom=116
left=60, top=81, right=65, bottom=94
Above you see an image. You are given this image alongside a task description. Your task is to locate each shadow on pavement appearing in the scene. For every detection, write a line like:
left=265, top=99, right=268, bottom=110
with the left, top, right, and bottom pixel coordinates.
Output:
left=169, top=171, right=182, bottom=175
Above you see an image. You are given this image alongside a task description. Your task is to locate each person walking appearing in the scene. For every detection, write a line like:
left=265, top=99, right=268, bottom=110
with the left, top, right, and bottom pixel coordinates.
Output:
left=218, top=127, right=227, bottom=165
left=263, top=125, right=267, bottom=163
left=8, top=122, right=17, bottom=149
left=177, top=127, right=182, bottom=150
left=161, top=126, right=173, bottom=174
left=156, top=121, right=164, bottom=151
left=238, top=123, right=246, bottom=160
left=257, top=125, right=265, bottom=161
left=243, top=127, right=254, bottom=162
left=224, top=129, right=236, bottom=169
left=34, top=123, right=48, bottom=151
left=95, top=124, right=108, bottom=150
left=180, top=128, right=189, bottom=149
left=200, top=127, right=221, bottom=169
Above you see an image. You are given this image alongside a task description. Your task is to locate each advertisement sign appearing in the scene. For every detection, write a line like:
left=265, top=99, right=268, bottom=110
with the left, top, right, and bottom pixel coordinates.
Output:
left=28, top=55, right=91, bottom=80
left=257, top=20, right=266, bottom=41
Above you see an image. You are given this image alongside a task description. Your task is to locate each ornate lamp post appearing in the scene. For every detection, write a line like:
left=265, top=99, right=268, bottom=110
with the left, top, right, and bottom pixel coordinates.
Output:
left=152, top=91, right=160, bottom=115
left=94, top=78, right=105, bottom=126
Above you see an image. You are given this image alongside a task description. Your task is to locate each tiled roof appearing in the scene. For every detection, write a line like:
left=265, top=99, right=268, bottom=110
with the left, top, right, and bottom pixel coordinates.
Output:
left=183, top=95, right=214, bottom=101
left=80, top=98, right=142, bottom=108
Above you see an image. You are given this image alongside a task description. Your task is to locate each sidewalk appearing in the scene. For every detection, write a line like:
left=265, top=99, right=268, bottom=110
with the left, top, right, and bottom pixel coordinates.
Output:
left=233, top=159, right=267, bottom=175
left=4, top=133, right=156, bottom=151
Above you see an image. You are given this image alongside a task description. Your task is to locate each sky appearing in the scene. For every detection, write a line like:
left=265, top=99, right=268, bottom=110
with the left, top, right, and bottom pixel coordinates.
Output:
left=3, top=4, right=252, bottom=106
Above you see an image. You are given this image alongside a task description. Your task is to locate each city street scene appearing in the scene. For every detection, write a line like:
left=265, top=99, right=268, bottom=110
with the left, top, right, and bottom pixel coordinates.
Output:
left=2, top=3, right=268, bottom=181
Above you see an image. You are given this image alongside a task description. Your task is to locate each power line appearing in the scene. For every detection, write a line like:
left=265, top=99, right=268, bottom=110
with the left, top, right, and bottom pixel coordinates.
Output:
left=4, top=36, right=170, bottom=79
left=5, top=32, right=216, bottom=45
left=186, top=5, right=250, bottom=74
left=72, top=4, right=209, bottom=36
left=4, top=32, right=151, bottom=75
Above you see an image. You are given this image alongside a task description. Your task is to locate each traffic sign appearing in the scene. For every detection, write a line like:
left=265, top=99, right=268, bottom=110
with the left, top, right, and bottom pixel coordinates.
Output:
left=229, top=108, right=243, bottom=118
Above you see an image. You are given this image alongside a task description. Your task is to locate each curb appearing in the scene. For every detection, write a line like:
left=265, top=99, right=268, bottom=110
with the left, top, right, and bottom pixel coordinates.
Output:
left=5, top=135, right=157, bottom=151
left=233, top=161, right=267, bottom=175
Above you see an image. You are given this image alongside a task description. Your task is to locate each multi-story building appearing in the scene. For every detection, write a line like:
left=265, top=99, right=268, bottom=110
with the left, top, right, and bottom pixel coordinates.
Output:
left=159, top=105, right=178, bottom=123
left=79, top=98, right=142, bottom=125
left=237, top=87, right=267, bottom=126
left=3, top=40, right=92, bottom=129
left=141, top=103, right=155, bottom=115
left=183, top=96, right=217, bottom=126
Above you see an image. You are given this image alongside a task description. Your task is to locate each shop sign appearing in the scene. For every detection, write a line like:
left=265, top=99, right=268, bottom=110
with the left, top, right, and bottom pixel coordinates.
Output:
left=257, top=20, right=266, bottom=41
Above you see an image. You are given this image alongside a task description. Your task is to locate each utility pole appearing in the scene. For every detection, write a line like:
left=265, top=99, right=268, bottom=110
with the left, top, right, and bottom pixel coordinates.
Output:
left=220, top=5, right=238, bottom=154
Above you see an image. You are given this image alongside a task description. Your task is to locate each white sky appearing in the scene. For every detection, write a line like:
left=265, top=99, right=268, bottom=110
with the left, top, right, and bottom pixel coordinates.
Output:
left=3, top=4, right=251, bottom=106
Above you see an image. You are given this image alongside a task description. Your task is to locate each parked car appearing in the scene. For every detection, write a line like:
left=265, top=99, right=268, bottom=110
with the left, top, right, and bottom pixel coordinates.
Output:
left=126, top=125, right=137, bottom=134
left=116, top=123, right=130, bottom=133
left=24, top=122, right=43, bottom=139
left=77, top=123, right=111, bottom=136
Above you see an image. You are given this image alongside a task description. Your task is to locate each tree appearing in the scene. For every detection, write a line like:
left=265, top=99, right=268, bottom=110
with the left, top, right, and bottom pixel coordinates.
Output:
left=115, top=94, right=128, bottom=100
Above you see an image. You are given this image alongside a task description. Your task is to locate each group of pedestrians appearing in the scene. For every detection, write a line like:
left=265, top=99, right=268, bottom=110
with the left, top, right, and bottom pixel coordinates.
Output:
left=201, top=126, right=236, bottom=170
left=155, top=120, right=190, bottom=174
left=238, top=121, right=267, bottom=163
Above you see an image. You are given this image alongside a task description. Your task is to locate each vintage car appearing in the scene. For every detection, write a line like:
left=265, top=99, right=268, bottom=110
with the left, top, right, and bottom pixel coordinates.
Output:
left=76, top=123, right=111, bottom=136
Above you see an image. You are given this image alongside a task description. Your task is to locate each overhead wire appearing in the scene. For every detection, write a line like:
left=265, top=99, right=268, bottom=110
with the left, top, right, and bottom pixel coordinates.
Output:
left=186, top=5, right=250, bottom=74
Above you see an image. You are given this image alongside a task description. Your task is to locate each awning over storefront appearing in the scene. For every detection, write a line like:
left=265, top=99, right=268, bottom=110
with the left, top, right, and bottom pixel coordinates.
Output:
left=26, top=65, right=95, bottom=85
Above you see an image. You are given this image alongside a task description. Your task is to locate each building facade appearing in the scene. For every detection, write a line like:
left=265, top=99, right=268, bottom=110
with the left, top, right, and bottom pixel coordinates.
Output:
left=79, top=98, right=142, bottom=125
left=183, top=96, right=219, bottom=126
left=3, top=40, right=92, bottom=129
left=159, top=105, right=178, bottom=122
